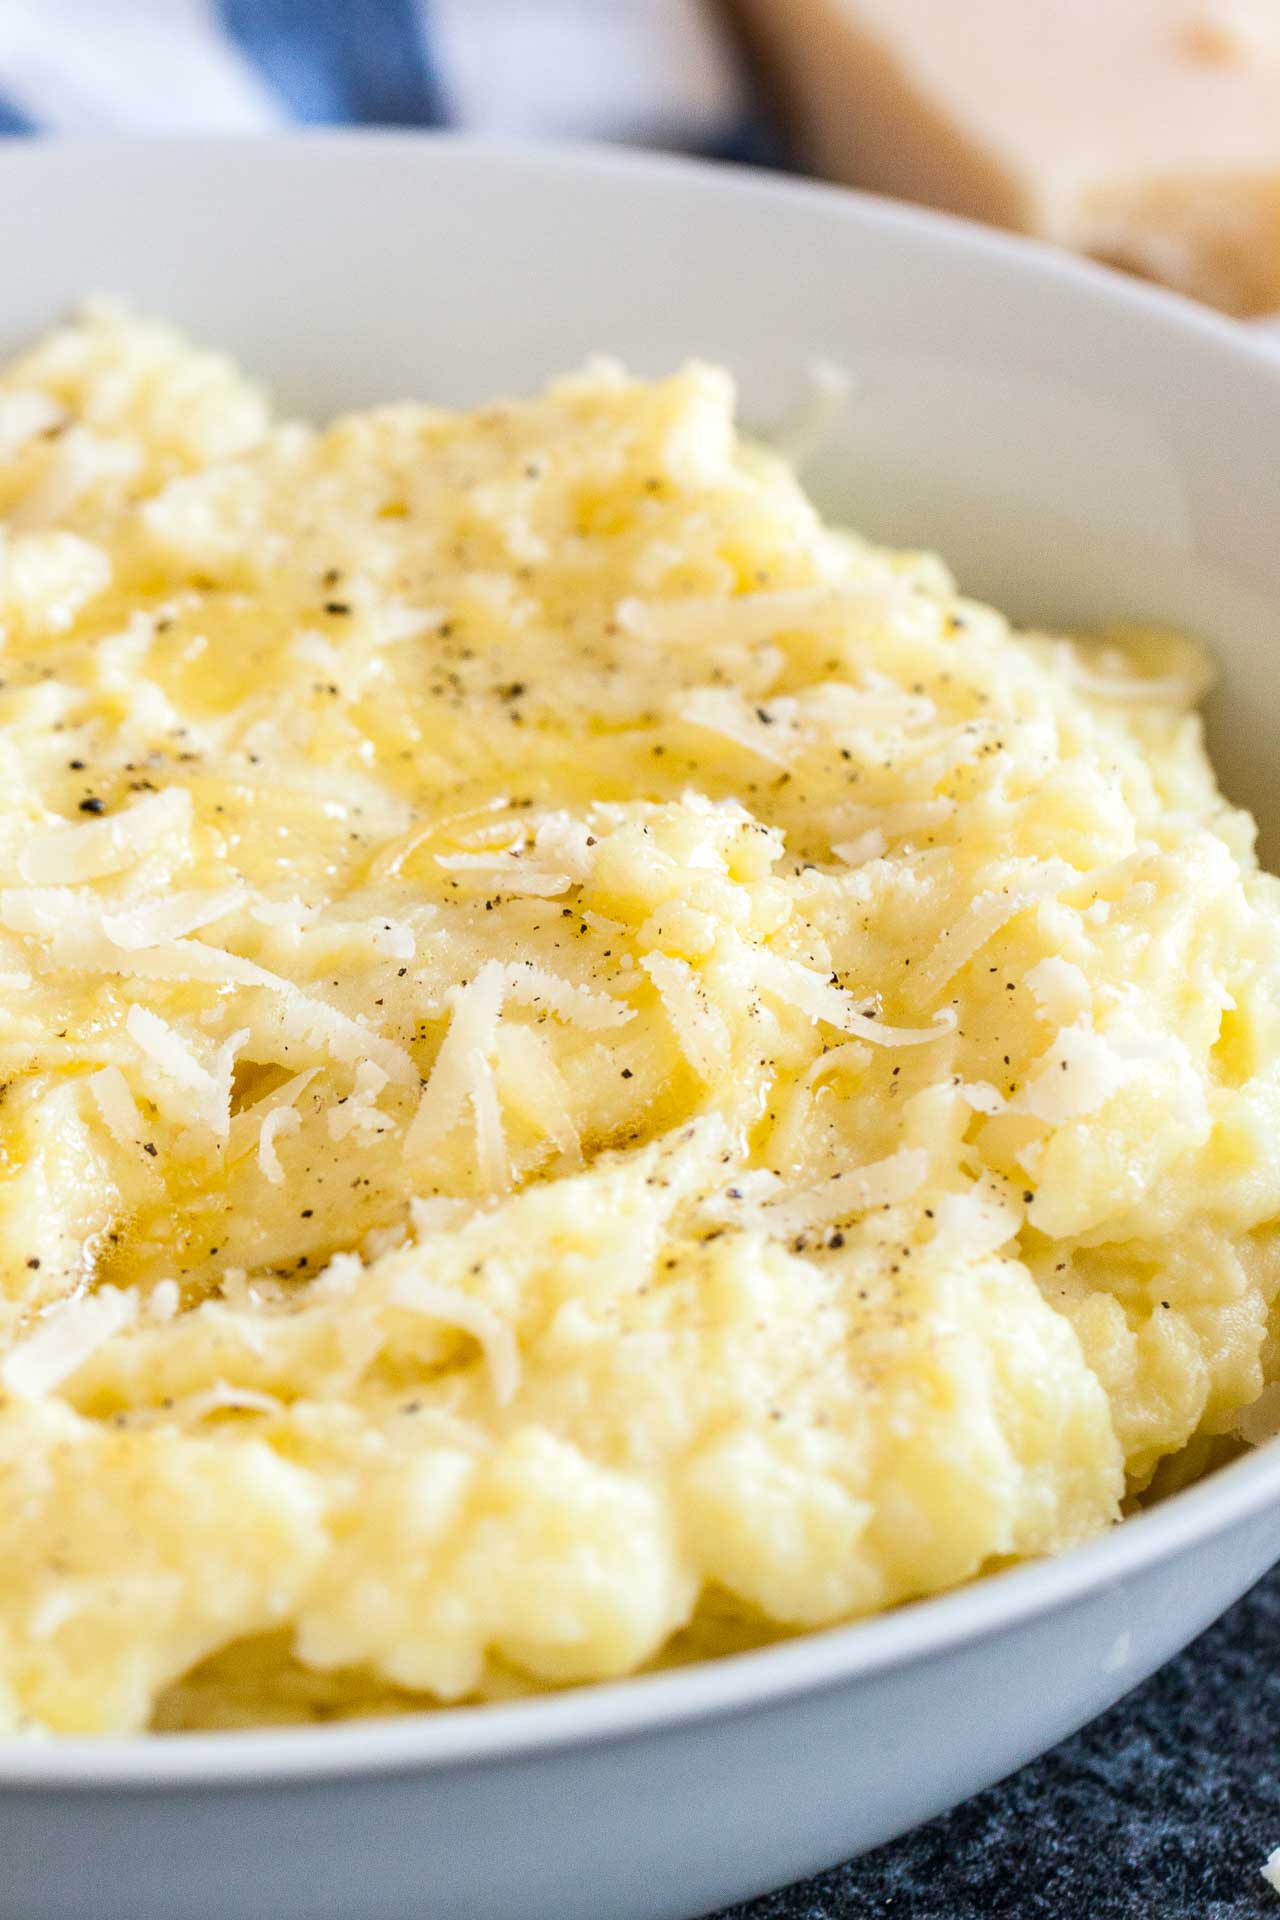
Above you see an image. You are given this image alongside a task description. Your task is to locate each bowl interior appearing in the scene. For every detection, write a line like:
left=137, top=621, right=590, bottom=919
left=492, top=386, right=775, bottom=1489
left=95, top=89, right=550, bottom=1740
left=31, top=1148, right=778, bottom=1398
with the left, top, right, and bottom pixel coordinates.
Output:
left=1, top=133, right=1279, bottom=1775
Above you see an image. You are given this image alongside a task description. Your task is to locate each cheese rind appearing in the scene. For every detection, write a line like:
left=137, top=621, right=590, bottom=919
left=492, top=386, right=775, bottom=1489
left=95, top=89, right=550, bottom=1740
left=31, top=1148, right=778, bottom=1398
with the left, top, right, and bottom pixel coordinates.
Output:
left=737, top=0, right=1280, bottom=313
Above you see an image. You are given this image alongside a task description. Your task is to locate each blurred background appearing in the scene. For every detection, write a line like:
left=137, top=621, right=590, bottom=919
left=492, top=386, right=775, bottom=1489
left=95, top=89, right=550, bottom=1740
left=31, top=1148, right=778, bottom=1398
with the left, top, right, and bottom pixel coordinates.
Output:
left=1, top=0, right=1278, bottom=320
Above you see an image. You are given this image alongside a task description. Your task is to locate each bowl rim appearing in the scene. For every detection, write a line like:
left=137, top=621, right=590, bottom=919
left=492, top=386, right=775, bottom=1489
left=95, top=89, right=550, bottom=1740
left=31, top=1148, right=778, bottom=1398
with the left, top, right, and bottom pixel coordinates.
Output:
left=1, top=127, right=1279, bottom=1790
left=6, top=122, right=1280, bottom=372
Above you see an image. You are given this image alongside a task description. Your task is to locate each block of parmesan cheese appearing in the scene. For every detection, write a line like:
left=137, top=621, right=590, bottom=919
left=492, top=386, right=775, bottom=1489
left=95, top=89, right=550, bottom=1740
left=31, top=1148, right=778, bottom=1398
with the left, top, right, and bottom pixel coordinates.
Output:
left=735, top=0, right=1280, bottom=313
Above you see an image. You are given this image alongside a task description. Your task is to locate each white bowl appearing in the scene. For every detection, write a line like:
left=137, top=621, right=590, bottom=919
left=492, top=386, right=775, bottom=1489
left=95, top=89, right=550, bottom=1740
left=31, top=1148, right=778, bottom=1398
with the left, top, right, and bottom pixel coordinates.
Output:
left=2, top=133, right=1280, bottom=1920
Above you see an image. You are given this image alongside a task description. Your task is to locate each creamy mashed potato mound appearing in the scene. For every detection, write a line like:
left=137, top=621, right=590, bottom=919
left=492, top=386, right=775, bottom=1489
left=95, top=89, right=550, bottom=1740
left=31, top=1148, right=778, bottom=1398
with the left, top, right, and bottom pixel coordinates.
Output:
left=1, top=304, right=1279, bottom=1735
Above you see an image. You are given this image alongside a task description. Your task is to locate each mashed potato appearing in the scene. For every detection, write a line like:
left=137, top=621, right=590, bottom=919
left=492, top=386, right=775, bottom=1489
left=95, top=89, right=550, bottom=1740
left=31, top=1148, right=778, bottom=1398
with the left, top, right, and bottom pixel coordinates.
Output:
left=1, top=304, right=1278, bottom=1735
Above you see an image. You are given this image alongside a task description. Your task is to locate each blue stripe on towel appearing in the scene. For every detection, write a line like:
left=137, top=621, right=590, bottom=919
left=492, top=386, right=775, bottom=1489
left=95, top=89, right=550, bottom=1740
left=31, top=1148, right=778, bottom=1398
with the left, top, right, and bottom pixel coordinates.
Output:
left=219, top=0, right=447, bottom=126
left=0, top=93, right=34, bottom=134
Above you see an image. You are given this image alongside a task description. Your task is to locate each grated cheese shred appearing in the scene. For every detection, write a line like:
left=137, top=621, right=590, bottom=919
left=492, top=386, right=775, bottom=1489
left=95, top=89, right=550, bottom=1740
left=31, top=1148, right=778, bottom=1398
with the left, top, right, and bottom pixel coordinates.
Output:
left=86, top=1064, right=144, bottom=1148
left=14, top=787, right=191, bottom=885
left=641, top=952, right=733, bottom=1081
left=2, top=1288, right=137, bottom=1399
left=257, top=1105, right=301, bottom=1186
left=909, top=861, right=1075, bottom=1002
left=387, top=1270, right=521, bottom=1406
left=753, top=1147, right=929, bottom=1235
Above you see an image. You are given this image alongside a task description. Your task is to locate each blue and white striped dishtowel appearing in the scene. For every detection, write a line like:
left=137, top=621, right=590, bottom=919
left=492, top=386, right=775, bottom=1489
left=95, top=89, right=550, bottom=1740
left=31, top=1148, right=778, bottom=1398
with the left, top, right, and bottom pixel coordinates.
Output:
left=0, top=0, right=780, bottom=162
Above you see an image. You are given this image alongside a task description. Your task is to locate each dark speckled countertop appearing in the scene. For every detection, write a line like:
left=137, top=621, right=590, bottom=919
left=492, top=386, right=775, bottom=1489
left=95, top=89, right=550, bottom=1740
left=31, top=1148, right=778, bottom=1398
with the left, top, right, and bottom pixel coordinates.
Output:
left=716, top=1562, right=1280, bottom=1920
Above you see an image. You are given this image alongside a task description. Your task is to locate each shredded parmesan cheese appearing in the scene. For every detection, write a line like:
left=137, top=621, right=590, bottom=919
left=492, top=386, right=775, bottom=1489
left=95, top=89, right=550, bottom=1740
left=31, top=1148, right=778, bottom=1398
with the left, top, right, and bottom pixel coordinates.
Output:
left=641, top=952, right=732, bottom=1080
left=910, top=861, right=1075, bottom=1002
left=531, top=813, right=598, bottom=880
left=678, top=688, right=799, bottom=768
left=387, top=1271, right=521, bottom=1406
left=405, top=962, right=509, bottom=1188
left=1014, top=1022, right=1131, bottom=1125
left=2, top=1288, right=137, bottom=1398
left=327, top=1062, right=394, bottom=1143
left=86, top=1064, right=143, bottom=1148
left=148, top=1279, right=180, bottom=1323
left=495, top=1024, right=581, bottom=1161
left=762, top=356, right=854, bottom=469
left=750, top=948, right=957, bottom=1047
left=257, top=1104, right=301, bottom=1185
left=435, top=852, right=574, bottom=896
left=619, top=584, right=874, bottom=646
left=499, top=962, right=633, bottom=1030
left=14, top=787, right=191, bottom=885
left=226, top=1067, right=320, bottom=1164
left=102, top=887, right=246, bottom=950
left=179, top=1383, right=285, bottom=1420
left=408, top=1195, right=473, bottom=1239
left=42, top=933, right=416, bottom=1083
left=126, top=1004, right=230, bottom=1135
left=829, top=797, right=956, bottom=843
left=755, top=1147, right=929, bottom=1235
left=957, top=1080, right=1007, bottom=1116
left=1024, top=956, right=1091, bottom=1026
left=1055, top=639, right=1212, bottom=707
left=832, top=828, right=887, bottom=868
left=930, top=1184, right=1022, bottom=1259
left=0, top=886, right=101, bottom=939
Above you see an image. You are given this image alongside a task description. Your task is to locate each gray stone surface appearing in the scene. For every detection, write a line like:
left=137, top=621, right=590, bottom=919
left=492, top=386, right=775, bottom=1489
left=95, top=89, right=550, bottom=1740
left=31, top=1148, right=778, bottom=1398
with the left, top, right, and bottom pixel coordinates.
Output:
left=718, top=1563, right=1280, bottom=1920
